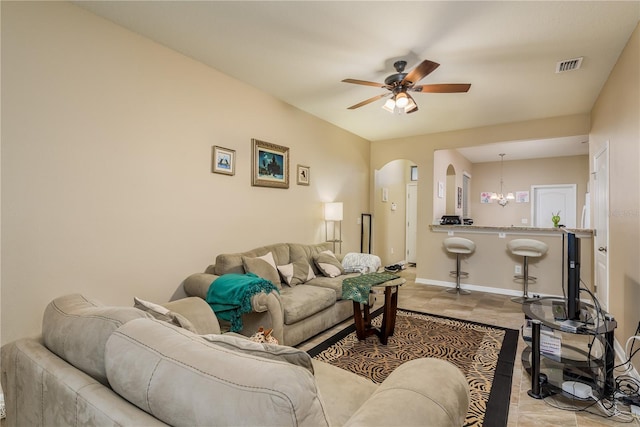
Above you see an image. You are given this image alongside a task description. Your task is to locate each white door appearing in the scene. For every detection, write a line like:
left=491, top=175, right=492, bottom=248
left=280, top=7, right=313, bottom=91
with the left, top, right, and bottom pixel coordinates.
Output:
left=532, top=185, right=577, bottom=228
left=593, top=144, right=609, bottom=310
left=406, top=183, right=418, bottom=264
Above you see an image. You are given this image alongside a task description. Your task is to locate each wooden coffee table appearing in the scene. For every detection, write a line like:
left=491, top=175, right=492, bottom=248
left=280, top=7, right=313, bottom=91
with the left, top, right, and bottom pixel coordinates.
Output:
left=351, top=277, right=405, bottom=344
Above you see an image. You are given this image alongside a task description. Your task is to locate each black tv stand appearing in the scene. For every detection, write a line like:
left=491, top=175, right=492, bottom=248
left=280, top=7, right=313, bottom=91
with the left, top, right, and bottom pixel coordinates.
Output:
left=522, top=297, right=616, bottom=399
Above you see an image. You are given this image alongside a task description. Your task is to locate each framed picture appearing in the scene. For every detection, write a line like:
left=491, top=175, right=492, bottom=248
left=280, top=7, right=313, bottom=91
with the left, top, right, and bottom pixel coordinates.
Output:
left=251, top=138, right=289, bottom=188
left=480, top=192, right=492, bottom=204
left=410, top=165, right=418, bottom=181
left=212, top=146, right=235, bottom=175
left=297, top=164, right=310, bottom=186
left=516, top=191, right=530, bottom=203
left=457, top=187, right=462, bottom=208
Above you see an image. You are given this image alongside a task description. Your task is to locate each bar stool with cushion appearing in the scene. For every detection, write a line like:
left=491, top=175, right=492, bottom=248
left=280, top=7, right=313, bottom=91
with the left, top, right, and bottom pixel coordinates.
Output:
left=507, top=239, right=549, bottom=303
left=443, top=237, right=476, bottom=295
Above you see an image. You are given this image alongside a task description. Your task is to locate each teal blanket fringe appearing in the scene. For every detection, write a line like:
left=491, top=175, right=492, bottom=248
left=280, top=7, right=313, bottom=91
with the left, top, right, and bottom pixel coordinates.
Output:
left=206, top=272, right=279, bottom=332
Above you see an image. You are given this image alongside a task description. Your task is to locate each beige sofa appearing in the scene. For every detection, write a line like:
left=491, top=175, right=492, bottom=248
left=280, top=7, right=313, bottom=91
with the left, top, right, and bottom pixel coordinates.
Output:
left=183, top=242, right=369, bottom=346
left=1, top=294, right=470, bottom=427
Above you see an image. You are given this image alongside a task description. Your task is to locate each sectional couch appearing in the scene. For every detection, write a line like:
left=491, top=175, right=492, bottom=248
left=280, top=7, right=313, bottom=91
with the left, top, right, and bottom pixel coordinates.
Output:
left=0, top=293, right=471, bottom=426
left=183, top=242, right=381, bottom=346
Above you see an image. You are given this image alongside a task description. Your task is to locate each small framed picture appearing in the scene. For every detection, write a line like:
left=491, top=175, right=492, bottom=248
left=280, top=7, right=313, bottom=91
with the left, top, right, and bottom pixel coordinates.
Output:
left=297, top=165, right=310, bottom=186
left=516, top=191, right=530, bottom=203
left=410, top=165, right=418, bottom=181
left=212, top=146, right=235, bottom=176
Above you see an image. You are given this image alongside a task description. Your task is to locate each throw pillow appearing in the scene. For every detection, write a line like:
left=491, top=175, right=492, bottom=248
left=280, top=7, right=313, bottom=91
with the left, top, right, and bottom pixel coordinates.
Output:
left=133, top=297, right=198, bottom=333
left=241, top=252, right=282, bottom=287
left=202, top=333, right=314, bottom=374
left=313, top=250, right=345, bottom=278
left=277, top=260, right=316, bottom=286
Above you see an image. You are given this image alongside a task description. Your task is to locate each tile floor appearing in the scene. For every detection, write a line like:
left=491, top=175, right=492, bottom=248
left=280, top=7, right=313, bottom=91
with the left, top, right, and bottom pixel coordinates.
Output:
left=297, top=267, right=639, bottom=427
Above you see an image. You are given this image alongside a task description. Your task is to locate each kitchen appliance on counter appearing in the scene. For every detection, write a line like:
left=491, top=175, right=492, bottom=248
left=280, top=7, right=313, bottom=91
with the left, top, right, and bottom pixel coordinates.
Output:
left=463, top=218, right=474, bottom=225
left=440, top=215, right=462, bottom=225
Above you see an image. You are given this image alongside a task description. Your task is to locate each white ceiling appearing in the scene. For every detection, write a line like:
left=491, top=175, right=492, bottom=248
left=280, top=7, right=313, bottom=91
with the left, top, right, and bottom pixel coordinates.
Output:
left=75, top=1, right=639, bottom=159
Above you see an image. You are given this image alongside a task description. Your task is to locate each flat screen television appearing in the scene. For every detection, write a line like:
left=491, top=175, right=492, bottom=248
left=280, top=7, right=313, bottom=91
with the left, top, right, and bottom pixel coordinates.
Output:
left=566, top=232, right=581, bottom=320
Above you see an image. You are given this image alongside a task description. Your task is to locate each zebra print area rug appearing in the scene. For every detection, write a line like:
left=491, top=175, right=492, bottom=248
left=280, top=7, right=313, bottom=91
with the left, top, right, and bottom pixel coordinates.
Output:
left=307, top=308, right=518, bottom=427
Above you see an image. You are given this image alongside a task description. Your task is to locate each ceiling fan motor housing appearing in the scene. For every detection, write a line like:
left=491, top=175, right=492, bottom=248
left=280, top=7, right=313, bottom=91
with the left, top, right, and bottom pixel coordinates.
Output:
left=384, top=60, right=408, bottom=87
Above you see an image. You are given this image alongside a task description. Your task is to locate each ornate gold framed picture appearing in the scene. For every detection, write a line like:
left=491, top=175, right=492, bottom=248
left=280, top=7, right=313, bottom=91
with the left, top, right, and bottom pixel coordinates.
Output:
left=251, top=139, right=289, bottom=188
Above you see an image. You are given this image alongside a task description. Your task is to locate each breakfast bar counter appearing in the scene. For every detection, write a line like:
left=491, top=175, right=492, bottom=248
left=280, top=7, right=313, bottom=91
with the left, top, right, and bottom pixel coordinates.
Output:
left=430, top=224, right=593, bottom=238
left=422, top=225, right=594, bottom=298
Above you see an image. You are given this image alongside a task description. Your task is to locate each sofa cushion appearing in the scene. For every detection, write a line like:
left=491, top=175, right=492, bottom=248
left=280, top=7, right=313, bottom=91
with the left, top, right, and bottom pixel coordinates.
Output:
left=305, top=272, right=360, bottom=301
left=162, top=297, right=221, bottom=335
left=313, top=251, right=345, bottom=278
left=202, top=333, right=314, bottom=374
left=242, top=251, right=282, bottom=287
left=42, top=294, right=152, bottom=385
left=105, top=318, right=329, bottom=427
left=134, top=296, right=198, bottom=333
left=289, top=242, right=333, bottom=276
left=215, top=243, right=290, bottom=276
left=277, top=260, right=316, bottom=286
left=279, top=285, right=336, bottom=324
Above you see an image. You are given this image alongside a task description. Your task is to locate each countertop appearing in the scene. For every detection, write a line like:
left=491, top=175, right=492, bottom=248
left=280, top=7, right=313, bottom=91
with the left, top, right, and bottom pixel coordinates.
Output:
left=430, top=224, right=593, bottom=237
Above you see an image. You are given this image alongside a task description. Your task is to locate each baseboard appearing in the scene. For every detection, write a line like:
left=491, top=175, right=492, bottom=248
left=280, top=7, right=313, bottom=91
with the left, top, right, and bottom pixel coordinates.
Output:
left=415, top=277, right=640, bottom=384
left=614, top=338, right=640, bottom=382
left=414, top=277, right=561, bottom=299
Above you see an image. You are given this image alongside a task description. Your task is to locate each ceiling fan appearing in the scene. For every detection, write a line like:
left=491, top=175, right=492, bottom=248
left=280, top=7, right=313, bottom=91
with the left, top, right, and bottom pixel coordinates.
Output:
left=342, top=60, right=471, bottom=114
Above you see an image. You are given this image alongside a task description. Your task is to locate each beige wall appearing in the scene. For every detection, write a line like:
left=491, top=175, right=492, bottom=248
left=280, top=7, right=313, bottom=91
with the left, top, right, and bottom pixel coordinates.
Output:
left=433, top=149, right=472, bottom=220
left=0, top=2, right=370, bottom=344
left=470, top=155, right=589, bottom=227
left=589, top=23, right=640, bottom=366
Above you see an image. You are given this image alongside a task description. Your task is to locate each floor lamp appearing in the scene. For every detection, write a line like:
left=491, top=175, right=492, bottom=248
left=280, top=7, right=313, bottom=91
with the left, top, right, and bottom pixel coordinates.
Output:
left=324, top=202, right=343, bottom=253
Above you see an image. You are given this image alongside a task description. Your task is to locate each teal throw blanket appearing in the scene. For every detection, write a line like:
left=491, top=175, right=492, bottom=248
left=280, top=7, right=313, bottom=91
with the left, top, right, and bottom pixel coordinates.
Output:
left=207, top=272, right=279, bottom=332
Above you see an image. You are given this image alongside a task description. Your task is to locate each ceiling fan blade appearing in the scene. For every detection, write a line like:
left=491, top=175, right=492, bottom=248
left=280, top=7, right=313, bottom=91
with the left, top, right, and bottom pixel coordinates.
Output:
left=342, top=78, right=387, bottom=88
left=401, top=60, right=440, bottom=85
left=347, top=93, right=388, bottom=109
left=412, top=83, right=471, bottom=93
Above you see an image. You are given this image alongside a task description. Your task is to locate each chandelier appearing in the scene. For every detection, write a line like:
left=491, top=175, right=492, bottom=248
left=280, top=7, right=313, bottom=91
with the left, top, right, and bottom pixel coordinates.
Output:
left=491, top=153, right=515, bottom=207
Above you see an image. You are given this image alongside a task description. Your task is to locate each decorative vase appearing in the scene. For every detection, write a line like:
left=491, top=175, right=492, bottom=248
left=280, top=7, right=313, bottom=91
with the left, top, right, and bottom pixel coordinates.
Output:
left=552, top=211, right=561, bottom=228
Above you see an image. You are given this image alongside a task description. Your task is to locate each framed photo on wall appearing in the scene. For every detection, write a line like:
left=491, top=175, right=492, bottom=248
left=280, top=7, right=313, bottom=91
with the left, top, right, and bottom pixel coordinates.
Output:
left=251, top=139, right=289, bottom=188
left=457, top=187, right=462, bottom=208
left=212, top=146, right=235, bottom=175
left=297, top=165, right=310, bottom=185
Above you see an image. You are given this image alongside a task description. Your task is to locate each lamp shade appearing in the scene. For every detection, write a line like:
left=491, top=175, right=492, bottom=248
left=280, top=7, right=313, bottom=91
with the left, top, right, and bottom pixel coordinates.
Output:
left=395, top=92, right=409, bottom=108
left=382, top=98, right=396, bottom=112
left=324, top=202, right=343, bottom=221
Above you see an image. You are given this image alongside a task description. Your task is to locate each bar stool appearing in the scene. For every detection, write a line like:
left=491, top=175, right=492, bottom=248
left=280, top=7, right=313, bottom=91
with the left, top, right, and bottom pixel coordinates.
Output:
left=443, top=237, right=476, bottom=295
left=508, top=239, right=548, bottom=303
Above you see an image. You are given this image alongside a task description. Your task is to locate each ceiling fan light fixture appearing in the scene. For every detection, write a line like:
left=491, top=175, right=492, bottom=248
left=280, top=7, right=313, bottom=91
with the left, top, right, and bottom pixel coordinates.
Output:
left=404, top=97, right=417, bottom=113
left=395, top=92, right=409, bottom=108
left=382, top=98, right=396, bottom=112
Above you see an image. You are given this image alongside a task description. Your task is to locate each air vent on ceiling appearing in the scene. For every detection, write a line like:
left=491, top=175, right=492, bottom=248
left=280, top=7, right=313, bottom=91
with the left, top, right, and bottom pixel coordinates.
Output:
left=556, top=57, right=583, bottom=73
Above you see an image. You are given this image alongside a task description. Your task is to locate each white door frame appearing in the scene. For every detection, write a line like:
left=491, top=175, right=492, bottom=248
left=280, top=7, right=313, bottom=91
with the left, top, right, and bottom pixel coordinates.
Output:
left=593, top=142, right=609, bottom=310
left=405, top=183, right=418, bottom=264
